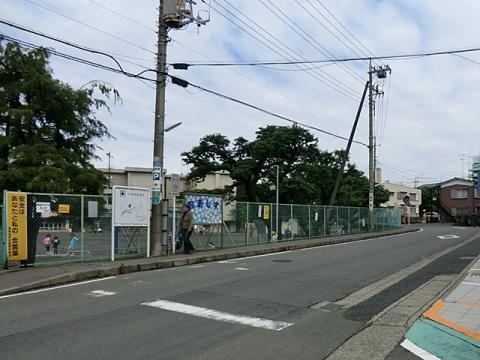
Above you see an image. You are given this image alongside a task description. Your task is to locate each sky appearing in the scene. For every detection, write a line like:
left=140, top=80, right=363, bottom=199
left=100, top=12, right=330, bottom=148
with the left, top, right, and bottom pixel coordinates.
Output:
left=1, top=0, right=479, bottom=187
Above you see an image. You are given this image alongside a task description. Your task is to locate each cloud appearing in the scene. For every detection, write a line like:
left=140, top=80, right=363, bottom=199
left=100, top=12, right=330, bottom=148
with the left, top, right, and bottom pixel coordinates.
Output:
left=1, top=0, right=479, bottom=188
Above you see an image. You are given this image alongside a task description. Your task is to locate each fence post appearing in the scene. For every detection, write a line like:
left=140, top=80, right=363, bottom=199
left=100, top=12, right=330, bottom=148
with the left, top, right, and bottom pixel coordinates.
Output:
left=308, top=205, right=311, bottom=238
left=323, top=206, right=326, bottom=237
left=80, top=195, right=84, bottom=262
left=270, top=203, right=273, bottom=241
left=348, top=207, right=351, bottom=234
left=336, top=207, right=339, bottom=235
left=245, top=203, right=249, bottom=245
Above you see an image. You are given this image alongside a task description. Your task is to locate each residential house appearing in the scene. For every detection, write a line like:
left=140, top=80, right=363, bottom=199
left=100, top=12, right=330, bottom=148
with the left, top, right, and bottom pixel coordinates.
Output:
left=438, top=178, right=480, bottom=221
left=381, top=181, right=422, bottom=222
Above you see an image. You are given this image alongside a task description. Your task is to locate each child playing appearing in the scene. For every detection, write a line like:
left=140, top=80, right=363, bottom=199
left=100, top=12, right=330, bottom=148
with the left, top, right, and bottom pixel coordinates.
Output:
left=52, top=236, right=60, bottom=255
left=67, top=233, right=79, bottom=255
left=42, top=234, right=52, bottom=254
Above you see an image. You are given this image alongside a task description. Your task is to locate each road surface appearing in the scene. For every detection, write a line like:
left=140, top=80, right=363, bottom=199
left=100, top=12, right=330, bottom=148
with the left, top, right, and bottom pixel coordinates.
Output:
left=1, top=224, right=478, bottom=359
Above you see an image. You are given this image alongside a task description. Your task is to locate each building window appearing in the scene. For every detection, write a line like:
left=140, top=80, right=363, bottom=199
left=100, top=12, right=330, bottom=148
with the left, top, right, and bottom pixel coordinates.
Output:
left=451, top=189, right=468, bottom=199
left=397, top=191, right=407, bottom=200
left=389, top=192, right=395, bottom=199
left=409, top=193, right=418, bottom=201
left=475, top=187, right=479, bottom=199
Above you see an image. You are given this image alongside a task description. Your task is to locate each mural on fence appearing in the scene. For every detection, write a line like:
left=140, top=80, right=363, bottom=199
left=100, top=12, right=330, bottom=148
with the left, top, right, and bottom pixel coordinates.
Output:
left=185, top=194, right=222, bottom=225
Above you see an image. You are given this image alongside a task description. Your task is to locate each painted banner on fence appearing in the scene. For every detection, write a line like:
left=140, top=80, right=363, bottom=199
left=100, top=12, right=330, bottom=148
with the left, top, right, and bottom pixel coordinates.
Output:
left=184, top=194, right=222, bottom=225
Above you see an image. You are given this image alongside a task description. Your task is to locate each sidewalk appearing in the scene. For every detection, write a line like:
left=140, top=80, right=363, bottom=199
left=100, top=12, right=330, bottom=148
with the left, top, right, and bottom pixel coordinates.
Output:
left=400, top=257, right=480, bottom=359
left=0, top=226, right=415, bottom=297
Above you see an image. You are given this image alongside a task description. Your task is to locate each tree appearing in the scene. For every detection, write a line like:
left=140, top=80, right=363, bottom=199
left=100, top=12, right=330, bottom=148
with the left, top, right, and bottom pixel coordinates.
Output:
left=182, top=125, right=389, bottom=207
left=0, top=39, right=119, bottom=194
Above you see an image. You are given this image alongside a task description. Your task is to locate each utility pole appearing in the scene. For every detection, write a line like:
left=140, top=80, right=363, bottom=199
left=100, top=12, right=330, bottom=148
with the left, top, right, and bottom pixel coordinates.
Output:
left=150, top=1, right=210, bottom=256
left=276, top=164, right=279, bottom=239
left=368, top=59, right=375, bottom=231
left=368, top=59, right=391, bottom=231
left=329, top=81, right=369, bottom=206
left=151, top=0, right=168, bottom=257
left=106, top=152, right=113, bottom=189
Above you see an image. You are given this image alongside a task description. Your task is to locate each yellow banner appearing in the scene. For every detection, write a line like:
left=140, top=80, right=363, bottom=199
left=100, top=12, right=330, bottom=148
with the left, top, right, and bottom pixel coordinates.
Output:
left=263, top=205, right=270, bottom=220
left=6, top=192, right=28, bottom=261
left=58, top=204, right=70, bottom=214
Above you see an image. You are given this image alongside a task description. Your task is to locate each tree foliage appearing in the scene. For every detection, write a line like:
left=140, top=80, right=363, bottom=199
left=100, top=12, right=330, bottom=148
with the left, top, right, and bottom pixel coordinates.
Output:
left=182, top=125, right=389, bottom=206
left=0, top=39, right=119, bottom=194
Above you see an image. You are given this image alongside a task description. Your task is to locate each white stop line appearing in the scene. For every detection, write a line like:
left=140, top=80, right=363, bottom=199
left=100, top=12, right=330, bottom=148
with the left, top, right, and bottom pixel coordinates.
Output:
left=141, top=300, right=293, bottom=331
left=437, top=235, right=460, bottom=240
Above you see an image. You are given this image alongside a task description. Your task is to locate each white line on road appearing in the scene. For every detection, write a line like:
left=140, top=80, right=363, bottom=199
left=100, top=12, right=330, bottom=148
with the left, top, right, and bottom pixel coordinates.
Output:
left=186, top=265, right=205, bottom=269
left=437, top=235, right=460, bottom=240
left=300, top=229, right=424, bottom=252
left=218, top=260, right=238, bottom=264
left=401, top=339, right=440, bottom=360
left=0, top=277, right=116, bottom=300
left=461, top=281, right=480, bottom=286
left=235, top=267, right=249, bottom=271
left=141, top=300, right=293, bottom=331
left=88, top=290, right=117, bottom=297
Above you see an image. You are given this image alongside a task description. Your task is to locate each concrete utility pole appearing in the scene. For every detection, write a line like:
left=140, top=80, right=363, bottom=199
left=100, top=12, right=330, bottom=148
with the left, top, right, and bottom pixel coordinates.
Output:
left=329, top=81, right=369, bottom=207
left=368, top=59, right=375, bottom=231
left=151, top=0, right=168, bottom=256
left=368, top=59, right=391, bottom=231
left=150, top=1, right=210, bottom=256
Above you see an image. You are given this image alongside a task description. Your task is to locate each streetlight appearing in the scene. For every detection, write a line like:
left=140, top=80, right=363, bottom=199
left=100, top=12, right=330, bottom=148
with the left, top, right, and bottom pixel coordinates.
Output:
left=165, top=122, right=182, bottom=133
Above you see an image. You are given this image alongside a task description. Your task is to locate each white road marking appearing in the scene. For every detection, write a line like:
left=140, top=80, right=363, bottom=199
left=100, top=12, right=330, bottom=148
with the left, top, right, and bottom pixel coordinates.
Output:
left=141, top=300, right=293, bottom=331
left=234, top=267, right=249, bottom=271
left=300, top=230, right=423, bottom=251
left=239, top=251, right=292, bottom=260
left=132, top=280, right=150, bottom=286
left=0, top=277, right=116, bottom=300
left=401, top=339, right=440, bottom=360
left=453, top=226, right=467, bottom=230
left=186, top=265, right=205, bottom=269
left=218, top=260, right=238, bottom=264
left=88, top=290, right=117, bottom=297
left=437, top=235, right=460, bottom=240
left=461, top=281, right=480, bottom=286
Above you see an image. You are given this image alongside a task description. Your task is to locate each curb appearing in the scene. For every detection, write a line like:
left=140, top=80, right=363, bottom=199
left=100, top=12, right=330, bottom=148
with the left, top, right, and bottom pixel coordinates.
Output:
left=0, top=227, right=418, bottom=297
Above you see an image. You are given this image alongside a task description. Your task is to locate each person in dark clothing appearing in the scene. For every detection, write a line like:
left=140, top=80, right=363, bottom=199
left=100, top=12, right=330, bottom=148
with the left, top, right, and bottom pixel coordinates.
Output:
left=180, top=204, right=195, bottom=254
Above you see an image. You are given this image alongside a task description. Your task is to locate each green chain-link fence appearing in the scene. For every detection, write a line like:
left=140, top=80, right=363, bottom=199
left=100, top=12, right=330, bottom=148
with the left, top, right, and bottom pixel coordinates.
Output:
left=170, top=200, right=401, bottom=251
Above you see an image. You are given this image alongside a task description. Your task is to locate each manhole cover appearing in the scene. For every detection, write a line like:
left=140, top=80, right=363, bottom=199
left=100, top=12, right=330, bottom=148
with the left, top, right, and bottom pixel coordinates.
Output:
left=272, top=259, right=292, bottom=263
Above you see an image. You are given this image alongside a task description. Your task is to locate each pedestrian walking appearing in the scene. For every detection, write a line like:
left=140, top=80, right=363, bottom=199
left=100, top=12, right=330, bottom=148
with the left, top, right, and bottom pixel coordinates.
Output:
left=42, top=234, right=52, bottom=254
left=180, top=204, right=195, bottom=254
left=67, top=232, right=79, bottom=255
left=52, top=236, right=60, bottom=255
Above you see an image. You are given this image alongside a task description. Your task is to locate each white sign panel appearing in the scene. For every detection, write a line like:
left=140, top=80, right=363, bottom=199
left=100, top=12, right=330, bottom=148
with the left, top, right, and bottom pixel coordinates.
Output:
left=113, top=186, right=150, bottom=226
left=88, top=201, right=98, bottom=218
left=36, top=202, right=51, bottom=213
left=171, top=173, right=181, bottom=195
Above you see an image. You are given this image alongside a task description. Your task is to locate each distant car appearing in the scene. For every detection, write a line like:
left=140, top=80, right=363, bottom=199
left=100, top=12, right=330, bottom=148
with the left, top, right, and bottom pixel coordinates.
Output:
left=424, top=211, right=439, bottom=223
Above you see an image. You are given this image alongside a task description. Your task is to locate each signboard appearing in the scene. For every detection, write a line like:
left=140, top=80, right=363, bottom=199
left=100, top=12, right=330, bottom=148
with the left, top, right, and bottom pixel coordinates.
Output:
left=6, top=192, right=28, bottom=261
left=88, top=201, right=98, bottom=218
left=36, top=202, right=51, bottom=213
left=263, top=205, right=270, bottom=220
left=184, top=194, right=222, bottom=225
left=171, top=173, right=181, bottom=195
left=58, top=204, right=70, bottom=214
left=152, top=166, right=162, bottom=190
left=113, top=186, right=150, bottom=226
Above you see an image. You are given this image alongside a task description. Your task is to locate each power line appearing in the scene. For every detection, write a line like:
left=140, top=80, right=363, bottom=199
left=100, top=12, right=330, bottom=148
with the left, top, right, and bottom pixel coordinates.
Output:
left=259, top=0, right=364, bottom=83
left=1, top=34, right=367, bottom=147
left=175, top=46, right=480, bottom=67
left=207, top=0, right=361, bottom=101
left=314, top=0, right=383, bottom=65
left=21, top=0, right=156, bottom=55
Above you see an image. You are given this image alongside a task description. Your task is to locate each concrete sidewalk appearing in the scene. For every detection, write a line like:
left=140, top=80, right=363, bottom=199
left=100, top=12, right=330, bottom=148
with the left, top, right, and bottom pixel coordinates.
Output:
left=400, top=257, right=480, bottom=359
left=0, top=227, right=416, bottom=297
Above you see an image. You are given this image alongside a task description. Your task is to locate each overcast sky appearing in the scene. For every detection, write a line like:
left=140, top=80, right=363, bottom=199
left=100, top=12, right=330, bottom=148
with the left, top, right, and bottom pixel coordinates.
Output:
left=1, top=0, right=479, bottom=186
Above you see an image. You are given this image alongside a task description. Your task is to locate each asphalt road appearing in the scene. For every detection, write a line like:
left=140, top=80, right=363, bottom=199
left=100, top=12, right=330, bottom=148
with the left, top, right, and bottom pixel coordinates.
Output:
left=1, top=224, right=478, bottom=360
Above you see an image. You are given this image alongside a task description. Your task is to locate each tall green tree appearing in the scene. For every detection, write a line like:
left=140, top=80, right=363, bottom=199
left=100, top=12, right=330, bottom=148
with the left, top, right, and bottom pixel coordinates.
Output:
left=182, top=125, right=389, bottom=206
left=0, top=39, right=119, bottom=194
